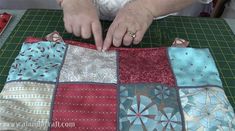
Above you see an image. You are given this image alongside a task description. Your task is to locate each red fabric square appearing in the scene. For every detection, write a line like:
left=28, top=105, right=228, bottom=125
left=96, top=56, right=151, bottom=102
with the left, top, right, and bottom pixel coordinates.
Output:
left=119, top=48, right=176, bottom=86
left=0, top=13, right=12, bottom=35
left=51, top=84, right=117, bottom=131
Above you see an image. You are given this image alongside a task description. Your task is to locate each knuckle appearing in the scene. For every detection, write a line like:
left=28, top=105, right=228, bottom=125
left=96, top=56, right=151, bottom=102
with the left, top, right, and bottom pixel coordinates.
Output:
left=81, top=14, right=98, bottom=23
left=135, top=24, right=141, bottom=31
left=92, top=20, right=100, bottom=25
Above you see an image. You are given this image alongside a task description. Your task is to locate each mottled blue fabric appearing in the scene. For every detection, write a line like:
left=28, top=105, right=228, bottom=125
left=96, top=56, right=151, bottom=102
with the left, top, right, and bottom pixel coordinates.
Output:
left=168, top=48, right=222, bottom=87
left=7, top=41, right=66, bottom=82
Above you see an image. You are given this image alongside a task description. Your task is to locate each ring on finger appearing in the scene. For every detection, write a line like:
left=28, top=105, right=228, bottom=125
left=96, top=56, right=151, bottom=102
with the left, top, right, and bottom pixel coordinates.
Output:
left=128, top=31, right=136, bottom=38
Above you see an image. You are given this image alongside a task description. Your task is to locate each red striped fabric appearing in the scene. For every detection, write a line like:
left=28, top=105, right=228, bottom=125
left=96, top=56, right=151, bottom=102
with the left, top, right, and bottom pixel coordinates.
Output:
left=51, top=84, right=117, bottom=131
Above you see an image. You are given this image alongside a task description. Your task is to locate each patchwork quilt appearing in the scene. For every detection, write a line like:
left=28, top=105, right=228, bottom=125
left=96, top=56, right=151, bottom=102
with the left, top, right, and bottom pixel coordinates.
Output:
left=0, top=33, right=234, bottom=131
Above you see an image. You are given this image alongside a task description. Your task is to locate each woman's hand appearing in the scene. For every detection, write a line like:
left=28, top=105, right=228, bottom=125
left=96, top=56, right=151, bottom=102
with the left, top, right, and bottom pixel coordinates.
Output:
left=62, top=0, right=103, bottom=51
left=102, top=0, right=154, bottom=51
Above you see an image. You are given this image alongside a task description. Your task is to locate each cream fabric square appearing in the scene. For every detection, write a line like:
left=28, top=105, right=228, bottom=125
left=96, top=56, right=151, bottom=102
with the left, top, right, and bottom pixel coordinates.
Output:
left=59, top=45, right=117, bottom=83
left=0, top=82, right=55, bottom=131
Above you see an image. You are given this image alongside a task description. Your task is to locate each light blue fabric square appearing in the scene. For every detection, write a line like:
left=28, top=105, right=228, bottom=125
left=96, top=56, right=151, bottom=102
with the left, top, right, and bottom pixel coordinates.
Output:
left=179, top=87, right=235, bottom=130
left=7, top=41, right=66, bottom=82
left=168, top=47, right=222, bottom=87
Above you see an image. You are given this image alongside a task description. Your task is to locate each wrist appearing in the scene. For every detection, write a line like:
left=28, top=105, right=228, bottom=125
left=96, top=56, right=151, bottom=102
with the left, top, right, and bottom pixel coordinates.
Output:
left=133, top=0, right=155, bottom=19
left=142, top=0, right=165, bottom=17
left=61, top=0, right=93, bottom=8
left=143, top=0, right=195, bottom=17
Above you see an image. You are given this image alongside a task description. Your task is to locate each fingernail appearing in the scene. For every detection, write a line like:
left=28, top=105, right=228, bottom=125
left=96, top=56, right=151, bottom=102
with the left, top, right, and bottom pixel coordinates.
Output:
left=102, top=47, right=107, bottom=52
left=97, top=47, right=102, bottom=52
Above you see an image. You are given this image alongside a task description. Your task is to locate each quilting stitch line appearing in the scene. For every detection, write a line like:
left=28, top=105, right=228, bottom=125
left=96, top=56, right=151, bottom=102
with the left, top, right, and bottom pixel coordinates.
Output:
left=59, top=81, right=118, bottom=85
left=116, top=51, right=120, bottom=131
left=5, top=80, right=55, bottom=85
left=177, top=85, right=223, bottom=89
left=167, top=47, right=186, bottom=131
left=176, top=88, right=186, bottom=131
left=166, top=48, right=178, bottom=87
left=47, top=43, right=69, bottom=131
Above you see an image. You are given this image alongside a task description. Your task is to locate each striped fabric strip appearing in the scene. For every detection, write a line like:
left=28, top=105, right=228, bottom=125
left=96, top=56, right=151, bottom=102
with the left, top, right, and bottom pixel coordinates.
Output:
left=0, top=82, right=55, bottom=131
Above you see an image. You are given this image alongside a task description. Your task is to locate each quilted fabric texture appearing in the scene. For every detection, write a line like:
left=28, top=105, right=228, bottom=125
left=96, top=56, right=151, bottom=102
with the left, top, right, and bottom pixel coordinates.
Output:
left=119, top=48, right=176, bottom=86
left=119, top=84, right=182, bottom=131
left=51, top=84, right=117, bottom=131
left=0, top=37, right=234, bottom=131
left=168, top=48, right=222, bottom=87
left=7, top=41, right=66, bottom=82
left=59, top=44, right=117, bottom=83
left=179, top=87, right=234, bottom=130
left=0, top=82, right=55, bottom=130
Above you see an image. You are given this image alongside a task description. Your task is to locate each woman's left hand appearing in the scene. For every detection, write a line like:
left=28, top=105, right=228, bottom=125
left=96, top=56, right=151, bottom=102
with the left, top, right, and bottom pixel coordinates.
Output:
left=102, top=0, right=154, bottom=51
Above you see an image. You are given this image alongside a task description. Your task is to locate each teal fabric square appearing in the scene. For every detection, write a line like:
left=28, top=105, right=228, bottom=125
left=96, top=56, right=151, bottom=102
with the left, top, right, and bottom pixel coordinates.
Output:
left=7, top=41, right=66, bottom=82
left=179, top=87, right=235, bottom=130
left=168, top=48, right=222, bottom=87
left=119, top=84, right=183, bottom=131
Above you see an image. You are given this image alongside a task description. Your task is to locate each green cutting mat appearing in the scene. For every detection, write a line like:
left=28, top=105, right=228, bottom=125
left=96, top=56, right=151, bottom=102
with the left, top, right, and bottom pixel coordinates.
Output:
left=0, top=9, right=235, bottom=109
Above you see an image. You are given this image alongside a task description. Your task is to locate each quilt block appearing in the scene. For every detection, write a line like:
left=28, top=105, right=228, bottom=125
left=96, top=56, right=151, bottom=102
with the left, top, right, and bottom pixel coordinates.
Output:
left=119, top=84, right=182, bottom=131
left=119, top=49, right=175, bottom=86
left=0, top=82, right=55, bottom=130
left=51, top=84, right=117, bottom=131
left=7, top=41, right=66, bottom=82
left=168, top=48, right=222, bottom=87
left=59, top=44, right=117, bottom=83
left=0, top=33, right=234, bottom=131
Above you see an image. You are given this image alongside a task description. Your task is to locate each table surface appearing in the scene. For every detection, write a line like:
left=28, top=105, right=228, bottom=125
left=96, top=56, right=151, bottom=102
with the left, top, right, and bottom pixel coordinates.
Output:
left=0, top=9, right=235, bottom=110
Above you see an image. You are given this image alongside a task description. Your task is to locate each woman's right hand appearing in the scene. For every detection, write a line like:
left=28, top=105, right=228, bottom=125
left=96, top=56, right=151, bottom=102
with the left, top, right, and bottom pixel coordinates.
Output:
left=61, top=0, right=103, bottom=51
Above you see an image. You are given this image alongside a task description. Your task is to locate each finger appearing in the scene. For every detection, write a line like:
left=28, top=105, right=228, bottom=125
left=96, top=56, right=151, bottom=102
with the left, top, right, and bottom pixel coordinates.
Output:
left=92, top=21, right=103, bottom=51
left=73, top=24, right=81, bottom=37
left=123, top=31, right=134, bottom=46
left=112, top=24, right=127, bottom=47
left=123, top=25, right=136, bottom=46
left=81, top=23, right=92, bottom=39
left=64, top=18, right=73, bottom=33
left=133, top=30, right=145, bottom=45
left=102, top=23, right=116, bottom=51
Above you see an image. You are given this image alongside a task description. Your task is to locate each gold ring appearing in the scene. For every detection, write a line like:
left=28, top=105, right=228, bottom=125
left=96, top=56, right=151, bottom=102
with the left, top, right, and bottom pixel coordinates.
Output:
left=128, top=31, right=136, bottom=38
